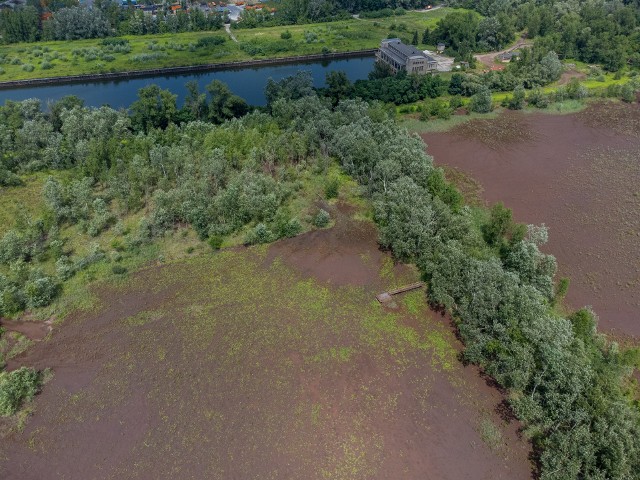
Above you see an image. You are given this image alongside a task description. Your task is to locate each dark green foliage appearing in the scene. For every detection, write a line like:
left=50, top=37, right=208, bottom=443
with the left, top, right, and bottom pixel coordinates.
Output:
left=205, top=80, right=249, bottom=124
left=244, top=223, right=275, bottom=245
left=208, top=235, right=223, bottom=250
left=503, top=84, right=526, bottom=110
left=280, top=30, right=292, bottom=40
left=469, top=86, right=492, bottom=113
left=111, top=264, right=127, bottom=275
left=350, top=72, right=447, bottom=105
left=195, top=36, right=225, bottom=48
left=324, top=71, right=352, bottom=107
left=554, top=277, right=570, bottom=306
left=0, top=367, right=41, bottom=416
left=312, top=209, right=330, bottom=228
left=130, top=84, right=178, bottom=133
left=23, top=271, right=59, bottom=308
left=324, top=176, right=340, bottom=199
left=0, top=6, right=40, bottom=43
left=426, top=168, right=462, bottom=212
left=265, top=71, right=315, bottom=107
left=482, top=202, right=512, bottom=246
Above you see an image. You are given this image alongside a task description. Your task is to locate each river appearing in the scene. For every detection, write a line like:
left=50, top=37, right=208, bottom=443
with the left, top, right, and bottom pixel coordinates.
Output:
left=0, top=55, right=375, bottom=108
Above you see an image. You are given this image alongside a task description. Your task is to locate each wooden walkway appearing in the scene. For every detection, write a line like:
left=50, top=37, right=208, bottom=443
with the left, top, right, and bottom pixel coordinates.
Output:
left=376, top=282, right=425, bottom=304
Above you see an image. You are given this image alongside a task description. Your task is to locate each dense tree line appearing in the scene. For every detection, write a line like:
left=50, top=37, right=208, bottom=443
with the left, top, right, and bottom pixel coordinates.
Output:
left=0, top=4, right=224, bottom=43
left=237, top=0, right=434, bottom=26
left=447, top=0, right=640, bottom=70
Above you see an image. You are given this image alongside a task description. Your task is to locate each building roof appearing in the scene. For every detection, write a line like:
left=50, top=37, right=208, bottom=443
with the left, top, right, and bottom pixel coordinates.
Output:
left=381, top=39, right=437, bottom=63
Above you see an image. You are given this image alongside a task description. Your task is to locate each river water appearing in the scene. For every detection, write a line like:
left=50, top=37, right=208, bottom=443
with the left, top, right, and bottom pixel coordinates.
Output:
left=0, top=55, right=375, bottom=108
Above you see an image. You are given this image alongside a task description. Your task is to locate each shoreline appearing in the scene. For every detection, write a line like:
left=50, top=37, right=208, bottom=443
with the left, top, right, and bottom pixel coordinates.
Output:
left=0, top=49, right=376, bottom=90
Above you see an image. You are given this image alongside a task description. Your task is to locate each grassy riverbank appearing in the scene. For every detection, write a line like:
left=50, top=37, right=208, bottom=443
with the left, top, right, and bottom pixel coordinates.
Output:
left=0, top=9, right=456, bottom=82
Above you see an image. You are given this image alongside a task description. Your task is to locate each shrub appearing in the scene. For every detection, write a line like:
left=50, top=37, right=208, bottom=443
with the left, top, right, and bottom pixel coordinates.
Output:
left=0, top=284, right=26, bottom=316
left=0, top=367, right=41, bottom=416
left=101, top=38, right=129, bottom=46
left=130, top=52, right=168, bottom=63
left=449, top=95, right=464, bottom=110
left=208, top=235, right=223, bottom=250
left=22, top=64, right=35, bottom=72
left=280, top=30, right=292, bottom=40
left=244, top=223, right=274, bottom=245
left=304, top=31, right=318, bottom=43
left=24, top=275, right=59, bottom=309
left=111, top=264, right=127, bottom=275
left=41, top=61, right=53, bottom=70
left=324, top=176, right=340, bottom=199
left=621, top=84, right=635, bottom=103
left=196, top=36, right=225, bottom=48
left=469, top=87, right=492, bottom=113
left=313, top=209, right=330, bottom=228
left=55, top=256, right=76, bottom=280
left=279, top=218, right=302, bottom=238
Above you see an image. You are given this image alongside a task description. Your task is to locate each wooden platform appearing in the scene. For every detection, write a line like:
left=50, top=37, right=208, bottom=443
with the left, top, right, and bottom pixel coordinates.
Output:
left=376, top=282, right=425, bottom=304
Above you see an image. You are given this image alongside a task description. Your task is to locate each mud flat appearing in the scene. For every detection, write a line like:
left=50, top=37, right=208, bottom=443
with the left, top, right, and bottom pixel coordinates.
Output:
left=422, top=102, right=640, bottom=338
left=0, top=203, right=531, bottom=479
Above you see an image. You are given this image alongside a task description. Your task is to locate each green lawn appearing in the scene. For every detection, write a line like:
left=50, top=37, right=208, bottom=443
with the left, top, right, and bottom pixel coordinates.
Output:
left=0, top=8, right=461, bottom=82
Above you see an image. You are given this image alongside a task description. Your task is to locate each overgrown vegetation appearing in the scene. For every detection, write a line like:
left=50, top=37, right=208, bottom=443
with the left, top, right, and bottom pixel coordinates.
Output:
left=1, top=72, right=639, bottom=480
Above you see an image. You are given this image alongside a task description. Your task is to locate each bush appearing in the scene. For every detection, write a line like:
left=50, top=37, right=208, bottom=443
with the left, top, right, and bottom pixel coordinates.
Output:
left=22, top=64, right=35, bottom=72
left=101, top=38, right=129, bottom=46
left=130, top=52, right=168, bottom=63
left=0, top=367, right=41, bottom=416
left=244, top=223, right=275, bottom=245
left=208, top=235, right=223, bottom=250
left=449, top=95, right=464, bottom=110
left=41, top=61, right=53, bottom=70
left=324, top=176, right=340, bottom=199
left=469, top=87, right=492, bottom=113
left=195, top=36, right=225, bottom=48
left=313, top=209, right=330, bottom=228
left=280, top=30, right=292, bottom=40
left=111, top=264, right=127, bottom=275
left=279, top=218, right=302, bottom=238
left=23, top=275, right=59, bottom=309
left=621, top=84, right=635, bottom=103
left=55, top=256, right=76, bottom=280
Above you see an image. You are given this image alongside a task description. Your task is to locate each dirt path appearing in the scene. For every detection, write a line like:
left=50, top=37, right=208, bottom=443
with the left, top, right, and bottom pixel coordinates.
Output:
left=422, top=102, right=640, bottom=339
left=474, top=38, right=532, bottom=69
left=224, top=24, right=238, bottom=43
left=0, top=203, right=532, bottom=479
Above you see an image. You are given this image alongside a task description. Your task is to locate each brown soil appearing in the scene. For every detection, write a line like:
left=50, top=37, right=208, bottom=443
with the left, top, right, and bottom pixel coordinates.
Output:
left=557, top=70, right=587, bottom=86
left=0, top=203, right=532, bottom=479
left=473, top=39, right=532, bottom=70
left=422, top=102, right=640, bottom=339
left=0, top=317, right=52, bottom=342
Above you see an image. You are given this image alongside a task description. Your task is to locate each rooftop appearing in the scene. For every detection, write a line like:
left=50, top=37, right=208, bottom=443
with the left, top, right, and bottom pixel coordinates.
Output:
left=381, top=39, right=436, bottom=63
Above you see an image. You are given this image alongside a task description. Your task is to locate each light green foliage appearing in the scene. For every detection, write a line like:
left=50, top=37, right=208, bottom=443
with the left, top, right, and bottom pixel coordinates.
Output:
left=469, top=86, right=492, bottom=113
left=313, top=209, right=330, bottom=228
left=0, top=367, right=41, bottom=416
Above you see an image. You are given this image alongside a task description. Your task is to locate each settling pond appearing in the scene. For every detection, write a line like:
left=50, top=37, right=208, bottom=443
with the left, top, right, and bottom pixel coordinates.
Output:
left=0, top=55, right=375, bottom=108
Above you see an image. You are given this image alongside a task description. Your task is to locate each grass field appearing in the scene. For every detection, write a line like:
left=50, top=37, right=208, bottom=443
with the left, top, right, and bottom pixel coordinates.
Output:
left=0, top=9, right=458, bottom=82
